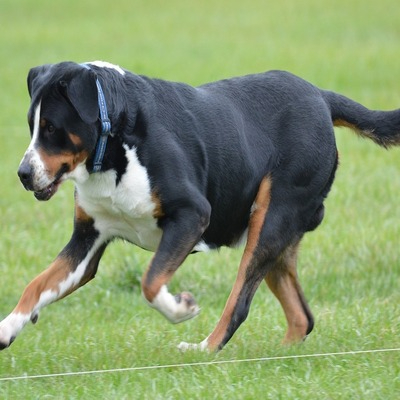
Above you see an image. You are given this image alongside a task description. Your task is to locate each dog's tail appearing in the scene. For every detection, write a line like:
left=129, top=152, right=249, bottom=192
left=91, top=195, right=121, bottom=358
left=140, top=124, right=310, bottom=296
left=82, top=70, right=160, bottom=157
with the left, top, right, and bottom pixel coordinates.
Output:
left=322, top=90, right=400, bottom=148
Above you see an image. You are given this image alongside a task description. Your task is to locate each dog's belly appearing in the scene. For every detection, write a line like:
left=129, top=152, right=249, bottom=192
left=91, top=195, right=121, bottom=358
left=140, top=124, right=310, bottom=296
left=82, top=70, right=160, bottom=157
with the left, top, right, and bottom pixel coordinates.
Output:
left=94, top=210, right=163, bottom=251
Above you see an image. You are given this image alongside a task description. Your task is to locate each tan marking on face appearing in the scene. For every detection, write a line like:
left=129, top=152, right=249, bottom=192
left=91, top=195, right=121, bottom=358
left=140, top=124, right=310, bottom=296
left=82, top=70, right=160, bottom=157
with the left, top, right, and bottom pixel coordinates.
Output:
left=68, top=132, right=83, bottom=148
left=38, top=148, right=74, bottom=175
left=13, top=256, right=73, bottom=314
left=207, top=176, right=272, bottom=350
left=72, top=150, right=88, bottom=166
left=37, top=147, right=88, bottom=178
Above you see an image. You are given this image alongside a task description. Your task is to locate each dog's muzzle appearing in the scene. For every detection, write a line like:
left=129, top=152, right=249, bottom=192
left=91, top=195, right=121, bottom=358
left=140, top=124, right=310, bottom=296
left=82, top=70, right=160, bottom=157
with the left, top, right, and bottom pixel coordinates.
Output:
left=18, top=153, right=64, bottom=201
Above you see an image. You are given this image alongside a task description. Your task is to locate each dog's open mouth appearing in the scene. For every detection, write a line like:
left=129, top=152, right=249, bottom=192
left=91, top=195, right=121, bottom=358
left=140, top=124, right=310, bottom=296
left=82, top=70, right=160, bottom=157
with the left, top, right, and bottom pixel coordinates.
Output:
left=33, top=164, right=69, bottom=201
left=34, top=179, right=62, bottom=201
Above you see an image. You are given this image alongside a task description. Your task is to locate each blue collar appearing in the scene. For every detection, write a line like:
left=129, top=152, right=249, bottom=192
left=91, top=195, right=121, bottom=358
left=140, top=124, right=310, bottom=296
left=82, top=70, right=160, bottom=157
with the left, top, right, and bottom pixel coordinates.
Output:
left=81, top=63, right=112, bottom=173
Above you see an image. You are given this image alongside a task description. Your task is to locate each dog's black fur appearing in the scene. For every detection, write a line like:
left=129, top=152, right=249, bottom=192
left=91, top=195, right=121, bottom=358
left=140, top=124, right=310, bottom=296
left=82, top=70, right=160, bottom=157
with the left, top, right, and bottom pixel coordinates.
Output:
left=0, top=61, right=399, bottom=352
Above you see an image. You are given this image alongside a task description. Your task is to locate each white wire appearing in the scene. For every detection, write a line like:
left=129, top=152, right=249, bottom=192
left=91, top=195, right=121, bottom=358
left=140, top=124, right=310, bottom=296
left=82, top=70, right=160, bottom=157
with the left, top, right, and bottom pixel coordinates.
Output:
left=0, top=347, right=399, bottom=382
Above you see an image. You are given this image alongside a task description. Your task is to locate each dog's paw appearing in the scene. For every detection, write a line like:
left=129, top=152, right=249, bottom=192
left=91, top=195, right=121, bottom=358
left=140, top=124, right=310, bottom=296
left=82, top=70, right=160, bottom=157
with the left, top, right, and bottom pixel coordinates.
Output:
left=166, top=291, right=200, bottom=323
left=0, top=334, right=15, bottom=350
left=178, top=338, right=209, bottom=352
left=0, top=312, right=30, bottom=350
left=0, top=318, right=17, bottom=350
left=172, top=291, right=200, bottom=323
left=149, top=286, right=201, bottom=324
left=0, top=323, right=12, bottom=350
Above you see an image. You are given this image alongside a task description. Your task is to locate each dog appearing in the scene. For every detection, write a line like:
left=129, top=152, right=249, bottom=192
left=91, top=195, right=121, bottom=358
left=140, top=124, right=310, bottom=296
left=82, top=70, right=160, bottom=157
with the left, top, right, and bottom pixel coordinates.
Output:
left=0, top=61, right=399, bottom=352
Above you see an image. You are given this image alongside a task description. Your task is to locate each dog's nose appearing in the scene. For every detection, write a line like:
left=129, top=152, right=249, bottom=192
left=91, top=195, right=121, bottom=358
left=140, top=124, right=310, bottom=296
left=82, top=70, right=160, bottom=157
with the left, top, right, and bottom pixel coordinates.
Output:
left=18, top=161, right=33, bottom=190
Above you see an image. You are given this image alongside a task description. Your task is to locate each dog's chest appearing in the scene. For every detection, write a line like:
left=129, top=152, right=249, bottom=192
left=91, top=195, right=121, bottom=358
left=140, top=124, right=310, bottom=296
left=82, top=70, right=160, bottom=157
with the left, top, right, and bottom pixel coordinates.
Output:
left=75, top=147, right=162, bottom=251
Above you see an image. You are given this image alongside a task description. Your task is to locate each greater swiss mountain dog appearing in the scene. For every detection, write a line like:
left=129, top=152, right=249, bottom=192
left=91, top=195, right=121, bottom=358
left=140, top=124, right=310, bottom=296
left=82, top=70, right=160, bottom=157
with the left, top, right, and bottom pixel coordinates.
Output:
left=0, top=61, right=399, bottom=352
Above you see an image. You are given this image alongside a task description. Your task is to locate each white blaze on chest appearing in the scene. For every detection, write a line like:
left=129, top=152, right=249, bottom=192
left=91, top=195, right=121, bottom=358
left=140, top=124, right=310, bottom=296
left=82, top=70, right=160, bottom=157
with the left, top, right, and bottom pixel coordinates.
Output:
left=74, top=145, right=162, bottom=251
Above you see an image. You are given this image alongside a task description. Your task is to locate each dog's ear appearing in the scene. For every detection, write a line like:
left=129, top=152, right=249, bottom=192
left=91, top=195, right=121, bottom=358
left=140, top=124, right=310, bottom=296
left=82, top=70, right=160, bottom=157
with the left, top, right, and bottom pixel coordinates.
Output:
left=27, top=64, right=52, bottom=98
left=64, top=69, right=99, bottom=125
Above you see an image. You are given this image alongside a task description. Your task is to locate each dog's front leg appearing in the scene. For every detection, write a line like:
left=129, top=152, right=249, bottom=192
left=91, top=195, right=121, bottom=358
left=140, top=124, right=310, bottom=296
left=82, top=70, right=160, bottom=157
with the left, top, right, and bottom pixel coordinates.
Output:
left=0, top=207, right=107, bottom=350
left=141, top=205, right=210, bottom=324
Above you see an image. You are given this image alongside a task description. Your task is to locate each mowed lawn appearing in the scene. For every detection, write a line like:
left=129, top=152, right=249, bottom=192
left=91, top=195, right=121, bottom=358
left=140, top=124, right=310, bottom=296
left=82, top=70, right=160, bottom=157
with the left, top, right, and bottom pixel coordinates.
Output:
left=0, top=0, right=399, bottom=398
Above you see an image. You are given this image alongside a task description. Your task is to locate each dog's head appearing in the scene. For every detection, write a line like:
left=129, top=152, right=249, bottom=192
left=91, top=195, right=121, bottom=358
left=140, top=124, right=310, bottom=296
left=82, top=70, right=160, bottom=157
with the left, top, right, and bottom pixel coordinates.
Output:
left=18, top=62, right=100, bottom=200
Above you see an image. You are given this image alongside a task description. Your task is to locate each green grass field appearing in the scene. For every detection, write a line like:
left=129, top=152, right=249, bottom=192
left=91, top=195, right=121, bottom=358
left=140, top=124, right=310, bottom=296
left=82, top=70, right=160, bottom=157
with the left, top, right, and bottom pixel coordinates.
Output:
left=1, top=0, right=400, bottom=398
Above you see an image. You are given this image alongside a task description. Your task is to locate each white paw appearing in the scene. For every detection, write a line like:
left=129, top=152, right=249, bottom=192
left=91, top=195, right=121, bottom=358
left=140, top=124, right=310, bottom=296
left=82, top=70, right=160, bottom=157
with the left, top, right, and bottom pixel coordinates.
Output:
left=178, top=338, right=209, bottom=352
left=149, top=285, right=201, bottom=324
left=0, top=313, right=30, bottom=350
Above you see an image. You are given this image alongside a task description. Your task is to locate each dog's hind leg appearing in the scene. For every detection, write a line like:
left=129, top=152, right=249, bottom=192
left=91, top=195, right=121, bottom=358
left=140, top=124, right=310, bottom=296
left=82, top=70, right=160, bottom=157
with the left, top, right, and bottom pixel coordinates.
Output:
left=179, top=176, right=283, bottom=352
left=265, top=242, right=314, bottom=344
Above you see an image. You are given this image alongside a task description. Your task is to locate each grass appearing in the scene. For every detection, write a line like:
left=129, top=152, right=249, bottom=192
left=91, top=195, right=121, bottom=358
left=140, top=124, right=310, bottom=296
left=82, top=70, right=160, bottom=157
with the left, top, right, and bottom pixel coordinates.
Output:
left=0, top=0, right=400, bottom=398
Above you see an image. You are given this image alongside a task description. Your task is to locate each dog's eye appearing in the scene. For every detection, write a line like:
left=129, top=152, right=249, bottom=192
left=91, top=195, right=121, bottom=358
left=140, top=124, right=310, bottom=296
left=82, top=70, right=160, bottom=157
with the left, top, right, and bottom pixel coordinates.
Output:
left=47, top=124, right=55, bottom=133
